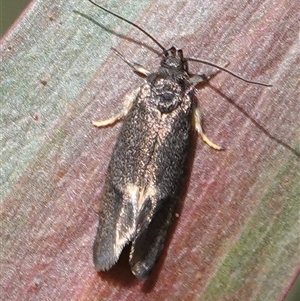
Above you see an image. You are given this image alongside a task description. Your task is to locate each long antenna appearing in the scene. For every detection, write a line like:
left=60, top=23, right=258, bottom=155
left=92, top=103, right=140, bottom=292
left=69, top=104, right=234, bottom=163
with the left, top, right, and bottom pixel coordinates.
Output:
left=87, top=0, right=166, bottom=51
left=187, top=58, right=272, bottom=87
left=87, top=0, right=272, bottom=87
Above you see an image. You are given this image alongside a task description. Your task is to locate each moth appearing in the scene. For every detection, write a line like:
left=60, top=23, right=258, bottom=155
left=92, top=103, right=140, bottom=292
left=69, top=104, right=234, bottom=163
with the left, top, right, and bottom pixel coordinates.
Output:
left=87, top=0, right=271, bottom=278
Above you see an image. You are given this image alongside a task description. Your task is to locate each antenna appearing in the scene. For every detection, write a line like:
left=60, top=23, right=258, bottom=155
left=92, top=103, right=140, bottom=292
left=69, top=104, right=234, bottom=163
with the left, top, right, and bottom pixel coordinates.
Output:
left=187, top=58, right=272, bottom=87
left=87, top=0, right=272, bottom=87
left=87, top=0, right=166, bottom=52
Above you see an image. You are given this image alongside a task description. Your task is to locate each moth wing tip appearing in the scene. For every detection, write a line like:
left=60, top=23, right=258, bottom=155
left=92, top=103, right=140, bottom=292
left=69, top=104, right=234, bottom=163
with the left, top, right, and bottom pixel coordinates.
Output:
left=93, top=254, right=119, bottom=272
left=130, top=259, right=153, bottom=279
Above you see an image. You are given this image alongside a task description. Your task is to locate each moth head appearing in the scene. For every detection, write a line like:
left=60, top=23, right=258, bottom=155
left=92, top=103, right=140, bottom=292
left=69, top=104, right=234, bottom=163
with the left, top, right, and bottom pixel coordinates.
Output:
left=161, top=46, right=188, bottom=72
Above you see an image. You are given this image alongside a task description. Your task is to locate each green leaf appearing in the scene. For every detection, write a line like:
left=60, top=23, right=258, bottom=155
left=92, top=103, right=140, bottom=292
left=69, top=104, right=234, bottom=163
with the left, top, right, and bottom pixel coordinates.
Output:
left=1, top=0, right=299, bottom=300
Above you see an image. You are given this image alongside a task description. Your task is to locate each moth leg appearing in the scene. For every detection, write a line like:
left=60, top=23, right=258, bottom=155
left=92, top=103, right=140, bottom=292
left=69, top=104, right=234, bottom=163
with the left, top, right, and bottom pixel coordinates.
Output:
left=193, top=106, right=223, bottom=150
left=189, top=61, right=230, bottom=89
left=92, top=88, right=138, bottom=127
left=111, top=47, right=151, bottom=77
left=188, top=73, right=210, bottom=88
left=189, top=66, right=229, bottom=150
